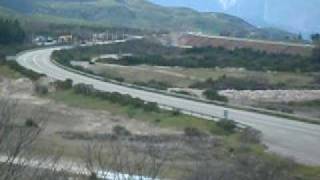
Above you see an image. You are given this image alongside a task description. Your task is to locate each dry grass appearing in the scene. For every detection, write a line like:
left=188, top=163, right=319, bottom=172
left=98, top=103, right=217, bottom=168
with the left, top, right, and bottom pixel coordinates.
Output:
left=89, top=63, right=315, bottom=89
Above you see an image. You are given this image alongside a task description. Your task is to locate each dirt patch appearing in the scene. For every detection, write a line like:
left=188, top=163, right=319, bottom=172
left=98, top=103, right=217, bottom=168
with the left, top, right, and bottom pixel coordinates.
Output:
left=220, top=90, right=320, bottom=103
left=178, top=34, right=313, bottom=56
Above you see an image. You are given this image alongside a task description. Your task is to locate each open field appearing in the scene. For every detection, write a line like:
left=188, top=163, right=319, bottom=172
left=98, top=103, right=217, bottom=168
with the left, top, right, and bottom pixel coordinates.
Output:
left=1, top=74, right=320, bottom=179
left=0, top=65, right=22, bottom=79
left=78, top=62, right=320, bottom=120
left=86, top=62, right=317, bottom=89
left=47, top=90, right=226, bottom=135
left=177, top=34, right=314, bottom=56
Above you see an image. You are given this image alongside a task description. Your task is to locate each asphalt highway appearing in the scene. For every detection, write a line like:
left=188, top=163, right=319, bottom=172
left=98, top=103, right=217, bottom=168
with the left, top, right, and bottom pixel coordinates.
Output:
left=16, top=47, right=320, bottom=166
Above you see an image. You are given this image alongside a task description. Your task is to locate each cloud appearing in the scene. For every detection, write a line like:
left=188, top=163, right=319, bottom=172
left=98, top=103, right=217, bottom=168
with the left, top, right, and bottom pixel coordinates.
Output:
left=219, top=0, right=237, bottom=10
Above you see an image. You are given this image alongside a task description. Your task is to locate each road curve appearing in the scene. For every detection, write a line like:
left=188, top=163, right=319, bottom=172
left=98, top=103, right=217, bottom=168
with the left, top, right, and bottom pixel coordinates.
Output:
left=17, top=47, right=320, bottom=166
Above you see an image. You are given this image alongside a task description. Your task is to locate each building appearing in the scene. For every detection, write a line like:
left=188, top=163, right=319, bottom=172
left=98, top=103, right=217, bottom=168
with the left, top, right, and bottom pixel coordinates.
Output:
left=58, top=35, right=73, bottom=44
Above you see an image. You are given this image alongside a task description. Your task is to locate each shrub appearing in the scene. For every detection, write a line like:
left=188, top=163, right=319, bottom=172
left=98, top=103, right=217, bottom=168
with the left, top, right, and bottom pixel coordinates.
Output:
left=114, top=77, right=125, bottom=82
left=192, top=76, right=280, bottom=91
left=74, top=83, right=95, bottom=95
left=134, top=80, right=172, bottom=90
left=144, top=102, right=159, bottom=112
left=112, top=125, right=131, bottom=136
left=154, top=118, right=161, bottom=123
left=25, top=118, right=38, bottom=128
left=172, top=109, right=181, bottom=116
left=55, top=79, right=73, bottom=90
left=89, top=172, right=97, bottom=180
left=35, top=83, right=48, bottom=95
left=6, top=61, right=44, bottom=80
left=184, top=127, right=204, bottom=137
left=203, top=89, right=228, bottom=102
left=217, top=119, right=237, bottom=134
left=239, top=127, right=262, bottom=144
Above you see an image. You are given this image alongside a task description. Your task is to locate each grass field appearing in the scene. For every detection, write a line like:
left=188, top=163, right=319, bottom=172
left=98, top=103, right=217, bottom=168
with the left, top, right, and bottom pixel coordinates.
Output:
left=47, top=90, right=228, bottom=135
left=46, top=90, right=320, bottom=179
left=0, top=65, right=21, bottom=79
left=89, top=63, right=316, bottom=89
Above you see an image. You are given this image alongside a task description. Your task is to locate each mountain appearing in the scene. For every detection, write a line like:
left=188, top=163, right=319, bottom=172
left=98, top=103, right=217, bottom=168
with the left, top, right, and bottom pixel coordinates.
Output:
left=150, top=0, right=320, bottom=36
left=0, top=0, right=295, bottom=40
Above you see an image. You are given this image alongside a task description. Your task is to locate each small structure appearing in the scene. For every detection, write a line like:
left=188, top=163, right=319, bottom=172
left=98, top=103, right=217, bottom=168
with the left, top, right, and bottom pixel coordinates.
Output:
left=58, top=35, right=73, bottom=44
left=32, top=35, right=57, bottom=46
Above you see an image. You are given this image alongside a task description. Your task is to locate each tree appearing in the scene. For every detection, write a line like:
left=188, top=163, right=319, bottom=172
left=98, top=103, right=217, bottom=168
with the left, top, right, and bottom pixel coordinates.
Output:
left=312, top=42, right=320, bottom=64
left=0, top=19, right=26, bottom=45
left=82, top=140, right=171, bottom=180
left=311, top=33, right=320, bottom=43
left=0, top=99, right=69, bottom=179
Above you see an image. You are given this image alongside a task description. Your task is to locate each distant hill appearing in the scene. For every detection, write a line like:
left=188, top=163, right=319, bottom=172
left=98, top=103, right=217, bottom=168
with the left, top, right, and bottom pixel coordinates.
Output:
left=0, top=0, right=297, bottom=40
left=150, top=0, right=320, bottom=36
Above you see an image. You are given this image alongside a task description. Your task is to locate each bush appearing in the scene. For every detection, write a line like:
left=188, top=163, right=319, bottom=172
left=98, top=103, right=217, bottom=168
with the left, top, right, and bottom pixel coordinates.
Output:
left=74, top=83, right=95, bottom=95
left=114, top=77, right=125, bottom=82
left=239, top=127, right=262, bottom=144
left=192, top=76, right=281, bottom=91
left=184, top=127, right=204, bottom=137
left=134, top=80, right=172, bottom=90
left=71, top=84, right=161, bottom=113
left=6, top=61, right=44, bottom=80
left=112, top=125, right=131, bottom=136
left=217, top=119, right=237, bottom=134
left=25, top=118, right=38, bottom=128
left=89, top=172, right=97, bottom=180
left=144, top=102, right=159, bottom=112
left=55, top=79, right=73, bottom=90
left=35, top=83, right=48, bottom=95
left=203, top=89, right=228, bottom=102
left=172, top=109, right=181, bottom=116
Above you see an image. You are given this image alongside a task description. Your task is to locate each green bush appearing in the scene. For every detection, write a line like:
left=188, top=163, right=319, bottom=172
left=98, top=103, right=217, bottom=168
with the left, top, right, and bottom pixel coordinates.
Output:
left=203, top=89, right=228, bottom=102
left=25, top=118, right=38, bottom=128
left=112, top=125, right=131, bottom=136
left=74, top=83, right=95, bottom=95
left=55, top=79, right=73, bottom=90
left=35, top=83, right=49, bottom=95
left=5, top=61, right=44, bottom=80
left=217, top=119, right=237, bottom=134
left=134, top=80, right=172, bottom=90
left=144, top=102, right=159, bottom=112
left=239, top=127, right=262, bottom=144
left=71, top=83, right=160, bottom=113
left=0, top=19, right=25, bottom=45
left=192, top=76, right=282, bottom=90
left=184, top=127, right=204, bottom=137
left=172, top=109, right=181, bottom=116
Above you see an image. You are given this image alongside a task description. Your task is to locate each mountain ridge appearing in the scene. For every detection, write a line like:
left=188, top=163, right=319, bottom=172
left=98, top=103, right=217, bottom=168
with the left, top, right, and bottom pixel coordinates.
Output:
left=0, top=0, right=296, bottom=40
left=150, top=0, right=320, bottom=36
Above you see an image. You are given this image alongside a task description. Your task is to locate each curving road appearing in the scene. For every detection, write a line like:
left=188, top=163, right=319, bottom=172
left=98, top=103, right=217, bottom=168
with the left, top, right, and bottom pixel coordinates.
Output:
left=16, top=47, right=320, bottom=166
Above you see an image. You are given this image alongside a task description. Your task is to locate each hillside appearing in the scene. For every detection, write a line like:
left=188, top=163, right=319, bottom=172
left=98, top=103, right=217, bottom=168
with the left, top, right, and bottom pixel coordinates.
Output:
left=150, top=0, right=320, bottom=36
left=0, top=0, right=295, bottom=40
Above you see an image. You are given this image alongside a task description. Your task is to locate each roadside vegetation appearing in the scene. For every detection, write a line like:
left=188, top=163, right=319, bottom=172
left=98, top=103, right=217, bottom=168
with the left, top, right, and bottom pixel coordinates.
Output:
left=1, top=17, right=320, bottom=179
left=52, top=39, right=320, bottom=72
left=41, top=81, right=320, bottom=180
left=47, top=80, right=230, bottom=135
left=52, top=39, right=320, bottom=90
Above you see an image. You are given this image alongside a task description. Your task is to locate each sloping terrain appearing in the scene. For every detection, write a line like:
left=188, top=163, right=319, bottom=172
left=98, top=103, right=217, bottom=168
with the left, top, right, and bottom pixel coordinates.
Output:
left=0, top=0, right=294, bottom=40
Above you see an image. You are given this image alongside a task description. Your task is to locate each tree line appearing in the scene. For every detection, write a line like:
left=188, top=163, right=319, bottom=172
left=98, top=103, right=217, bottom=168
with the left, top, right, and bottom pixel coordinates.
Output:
left=0, top=18, right=26, bottom=45
left=111, top=46, right=319, bottom=72
left=54, top=39, right=320, bottom=72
